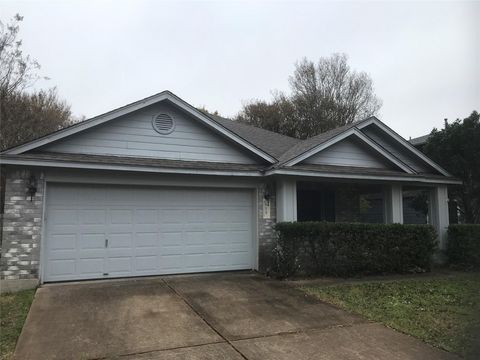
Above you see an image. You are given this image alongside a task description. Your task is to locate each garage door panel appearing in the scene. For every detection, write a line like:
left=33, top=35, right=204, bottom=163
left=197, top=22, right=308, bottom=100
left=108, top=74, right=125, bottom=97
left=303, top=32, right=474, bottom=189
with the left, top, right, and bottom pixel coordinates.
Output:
left=109, top=233, right=133, bottom=248
left=162, top=244, right=184, bottom=256
left=50, top=209, right=78, bottom=225
left=80, top=209, right=106, bottom=225
left=162, top=232, right=183, bottom=245
left=106, top=257, right=132, bottom=275
left=48, top=186, right=78, bottom=204
left=184, top=254, right=211, bottom=269
left=45, top=184, right=254, bottom=281
left=48, top=259, right=76, bottom=278
left=161, top=209, right=185, bottom=224
left=110, top=209, right=133, bottom=224
left=78, top=258, right=104, bottom=274
left=186, top=209, right=208, bottom=223
left=78, top=187, right=107, bottom=204
left=161, top=255, right=184, bottom=270
left=79, top=233, right=106, bottom=250
left=135, top=233, right=158, bottom=248
left=135, top=209, right=157, bottom=224
left=49, top=234, right=76, bottom=251
left=135, top=255, right=157, bottom=271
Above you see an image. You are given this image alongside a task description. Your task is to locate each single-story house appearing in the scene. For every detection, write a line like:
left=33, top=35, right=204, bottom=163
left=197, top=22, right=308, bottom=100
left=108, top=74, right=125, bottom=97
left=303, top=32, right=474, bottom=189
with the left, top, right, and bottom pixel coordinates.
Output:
left=0, top=91, right=461, bottom=288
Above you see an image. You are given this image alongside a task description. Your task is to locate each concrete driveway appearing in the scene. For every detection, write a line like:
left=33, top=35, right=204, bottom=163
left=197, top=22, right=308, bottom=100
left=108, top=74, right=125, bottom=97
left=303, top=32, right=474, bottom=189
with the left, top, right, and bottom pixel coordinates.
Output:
left=14, top=273, right=457, bottom=360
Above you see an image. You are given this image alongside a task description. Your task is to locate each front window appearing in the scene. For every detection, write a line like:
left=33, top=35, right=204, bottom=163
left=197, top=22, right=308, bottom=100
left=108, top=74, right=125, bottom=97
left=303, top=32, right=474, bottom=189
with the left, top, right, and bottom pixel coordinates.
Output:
left=297, top=182, right=385, bottom=223
left=402, top=186, right=430, bottom=224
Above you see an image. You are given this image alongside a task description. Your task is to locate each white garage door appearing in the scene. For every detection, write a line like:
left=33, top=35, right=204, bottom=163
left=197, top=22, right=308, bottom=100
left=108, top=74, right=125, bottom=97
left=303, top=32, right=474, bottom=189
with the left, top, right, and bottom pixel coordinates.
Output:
left=44, top=183, right=254, bottom=282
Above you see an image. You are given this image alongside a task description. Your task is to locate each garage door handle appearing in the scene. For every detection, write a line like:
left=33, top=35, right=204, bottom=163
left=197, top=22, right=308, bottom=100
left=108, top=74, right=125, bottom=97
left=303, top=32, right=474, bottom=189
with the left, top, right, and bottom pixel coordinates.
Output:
left=105, top=239, right=108, bottom=248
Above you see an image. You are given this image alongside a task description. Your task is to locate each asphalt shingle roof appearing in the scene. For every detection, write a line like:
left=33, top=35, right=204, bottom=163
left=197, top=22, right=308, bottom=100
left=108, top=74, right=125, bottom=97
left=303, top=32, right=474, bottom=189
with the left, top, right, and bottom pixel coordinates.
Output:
left=203, top=113, right=301, bottom=160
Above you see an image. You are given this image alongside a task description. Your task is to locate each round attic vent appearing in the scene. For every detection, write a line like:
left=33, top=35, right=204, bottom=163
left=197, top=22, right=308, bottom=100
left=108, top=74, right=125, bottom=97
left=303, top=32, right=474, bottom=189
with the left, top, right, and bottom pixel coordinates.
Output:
left=152, top=113, right=175, bottom=134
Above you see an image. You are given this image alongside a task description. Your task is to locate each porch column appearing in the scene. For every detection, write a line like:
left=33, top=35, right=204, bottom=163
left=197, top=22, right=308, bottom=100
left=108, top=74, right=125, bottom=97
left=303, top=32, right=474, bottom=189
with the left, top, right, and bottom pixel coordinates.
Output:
left=384, top=184, right=403, bottom=224
left=430, top=185, right=449, bottom=250
left=276, top=178, right=297, bottom=222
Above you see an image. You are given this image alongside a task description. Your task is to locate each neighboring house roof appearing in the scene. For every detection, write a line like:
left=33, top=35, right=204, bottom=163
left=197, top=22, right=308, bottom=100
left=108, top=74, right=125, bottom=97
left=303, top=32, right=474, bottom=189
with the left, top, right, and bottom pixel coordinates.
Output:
left=0, top=90, right=459, bottom=184
left=409, top=134, right=430, bottom=146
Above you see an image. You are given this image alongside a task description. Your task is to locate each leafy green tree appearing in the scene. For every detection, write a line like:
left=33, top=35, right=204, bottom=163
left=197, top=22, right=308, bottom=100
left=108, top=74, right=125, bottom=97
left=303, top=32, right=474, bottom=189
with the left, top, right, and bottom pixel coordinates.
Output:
left=423, top=111, right=480, bottom=223
left=236, top=53, right=381, bottom=139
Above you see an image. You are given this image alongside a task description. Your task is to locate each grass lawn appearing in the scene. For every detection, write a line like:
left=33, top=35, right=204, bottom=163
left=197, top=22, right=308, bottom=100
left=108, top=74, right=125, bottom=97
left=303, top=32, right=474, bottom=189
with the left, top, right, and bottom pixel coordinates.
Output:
left=0, top=289, right=36, bottom=360
left=302, top=273, right=480, bottom=357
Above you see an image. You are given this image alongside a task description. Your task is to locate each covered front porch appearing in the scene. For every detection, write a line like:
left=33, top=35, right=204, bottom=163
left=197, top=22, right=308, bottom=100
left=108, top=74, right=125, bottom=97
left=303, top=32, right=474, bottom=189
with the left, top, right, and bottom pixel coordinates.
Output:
left=275, top=177, right=450, bottom=250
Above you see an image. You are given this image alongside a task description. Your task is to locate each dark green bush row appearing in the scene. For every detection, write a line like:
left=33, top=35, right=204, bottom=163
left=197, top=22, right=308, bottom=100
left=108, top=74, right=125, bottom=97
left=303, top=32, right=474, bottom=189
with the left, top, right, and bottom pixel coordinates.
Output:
left=447, top=224, right=480, bottom=270
left=272, top=222, right=437, bottom=278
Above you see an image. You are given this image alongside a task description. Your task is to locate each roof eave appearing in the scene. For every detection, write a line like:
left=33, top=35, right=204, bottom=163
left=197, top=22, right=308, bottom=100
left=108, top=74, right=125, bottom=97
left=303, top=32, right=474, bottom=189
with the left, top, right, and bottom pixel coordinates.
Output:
left=0, top=157, right=264, bottom=177
left=265, top=168, right=462, bottom=185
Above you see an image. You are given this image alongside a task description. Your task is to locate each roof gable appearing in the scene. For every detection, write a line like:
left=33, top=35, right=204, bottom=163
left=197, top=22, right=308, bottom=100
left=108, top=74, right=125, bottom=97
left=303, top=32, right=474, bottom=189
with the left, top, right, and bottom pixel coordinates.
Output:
left=276, top=116, right=451, bottom=177
left=356, top=118, right=451, bottom=176
left=300, top=136, right=400, bottom=170
left=2, top=91, right=276, bottom=163
left=282, top=124, right=415, bottom=174
left=37, top=101, right=262, bottom=164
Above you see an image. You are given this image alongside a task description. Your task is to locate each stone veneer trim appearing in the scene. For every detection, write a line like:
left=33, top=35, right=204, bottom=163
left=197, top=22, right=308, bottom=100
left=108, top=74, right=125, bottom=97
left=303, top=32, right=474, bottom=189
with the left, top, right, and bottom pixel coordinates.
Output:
left=0, top=168, right=44, bottom=280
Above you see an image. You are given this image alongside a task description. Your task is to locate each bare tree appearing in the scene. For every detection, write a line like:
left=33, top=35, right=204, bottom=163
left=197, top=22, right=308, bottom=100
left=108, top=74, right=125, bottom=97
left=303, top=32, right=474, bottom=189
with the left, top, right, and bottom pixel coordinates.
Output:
left=236, top=53, right=382, bottom=139
left=0, top=14, right=73, bottom=151
left=1, top=88, right=72, bottom=150
left=0, top=14, right=41, bottom=97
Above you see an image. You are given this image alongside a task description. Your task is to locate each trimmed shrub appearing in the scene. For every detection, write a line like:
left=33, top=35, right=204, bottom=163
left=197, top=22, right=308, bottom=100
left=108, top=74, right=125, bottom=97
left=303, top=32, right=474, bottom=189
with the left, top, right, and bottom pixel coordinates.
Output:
left=272, top=222, right=437, bottom=278
left=447, top=224, right=480, bottom=270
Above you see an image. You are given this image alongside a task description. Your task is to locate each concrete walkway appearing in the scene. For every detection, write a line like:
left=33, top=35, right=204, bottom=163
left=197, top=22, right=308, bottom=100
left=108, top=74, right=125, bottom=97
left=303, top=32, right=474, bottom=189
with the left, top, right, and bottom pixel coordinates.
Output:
left=14, top=273, right=458, bottom=360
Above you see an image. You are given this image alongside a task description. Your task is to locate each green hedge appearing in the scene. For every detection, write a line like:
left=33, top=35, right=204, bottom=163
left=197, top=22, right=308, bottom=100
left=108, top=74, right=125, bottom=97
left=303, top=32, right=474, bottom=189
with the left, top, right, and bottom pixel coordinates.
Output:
left=447, top=224, right=480, bottom=270
left=272, top=222, right=437, bottom=278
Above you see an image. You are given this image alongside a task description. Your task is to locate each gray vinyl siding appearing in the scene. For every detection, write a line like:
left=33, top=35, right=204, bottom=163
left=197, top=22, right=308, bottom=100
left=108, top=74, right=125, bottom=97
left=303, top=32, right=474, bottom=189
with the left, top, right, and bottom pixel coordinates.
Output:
left=302, top=137, right=392, bottom=169
left=39, top=103, right=260, bottom=164
left=361, top=125, right=434, bottom=174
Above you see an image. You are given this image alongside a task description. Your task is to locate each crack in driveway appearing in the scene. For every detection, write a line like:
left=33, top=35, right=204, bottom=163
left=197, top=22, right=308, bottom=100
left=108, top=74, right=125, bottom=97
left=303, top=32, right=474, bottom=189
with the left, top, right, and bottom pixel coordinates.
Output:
left=162, top=278, right=249, bottom=360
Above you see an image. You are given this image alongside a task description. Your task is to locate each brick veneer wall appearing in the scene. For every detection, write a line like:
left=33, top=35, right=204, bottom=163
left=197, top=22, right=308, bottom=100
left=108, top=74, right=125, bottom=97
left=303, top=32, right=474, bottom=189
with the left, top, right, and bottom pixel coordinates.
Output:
left=0, top=168, right=44, bottom=280
left=257, top=182, right=276, bottom=272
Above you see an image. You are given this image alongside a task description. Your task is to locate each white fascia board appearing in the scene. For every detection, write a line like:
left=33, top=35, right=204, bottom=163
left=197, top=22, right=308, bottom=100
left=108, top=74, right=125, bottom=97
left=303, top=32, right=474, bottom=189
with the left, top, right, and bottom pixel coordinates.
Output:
left=283, top=129, right=356, bottom=166
left=356, top=118, right=452, bottom=177
left=265, top=169, right=462, bottom=185
left=284, top=127, right=414, bottom=174
left=0, top=158, right=263, bottom=177
left=2, top=91, right=276, bottom=163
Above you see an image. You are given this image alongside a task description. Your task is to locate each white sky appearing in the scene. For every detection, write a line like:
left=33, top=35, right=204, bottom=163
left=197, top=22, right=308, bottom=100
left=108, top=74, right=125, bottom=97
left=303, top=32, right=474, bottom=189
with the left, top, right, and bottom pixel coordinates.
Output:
left=1, top=0, right=479, bottom=138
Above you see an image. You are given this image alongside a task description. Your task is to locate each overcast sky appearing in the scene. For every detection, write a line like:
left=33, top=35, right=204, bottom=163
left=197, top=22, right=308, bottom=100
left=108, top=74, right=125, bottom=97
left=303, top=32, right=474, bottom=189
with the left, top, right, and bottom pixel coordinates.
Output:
left=2, top=0, right=479, bottom=138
